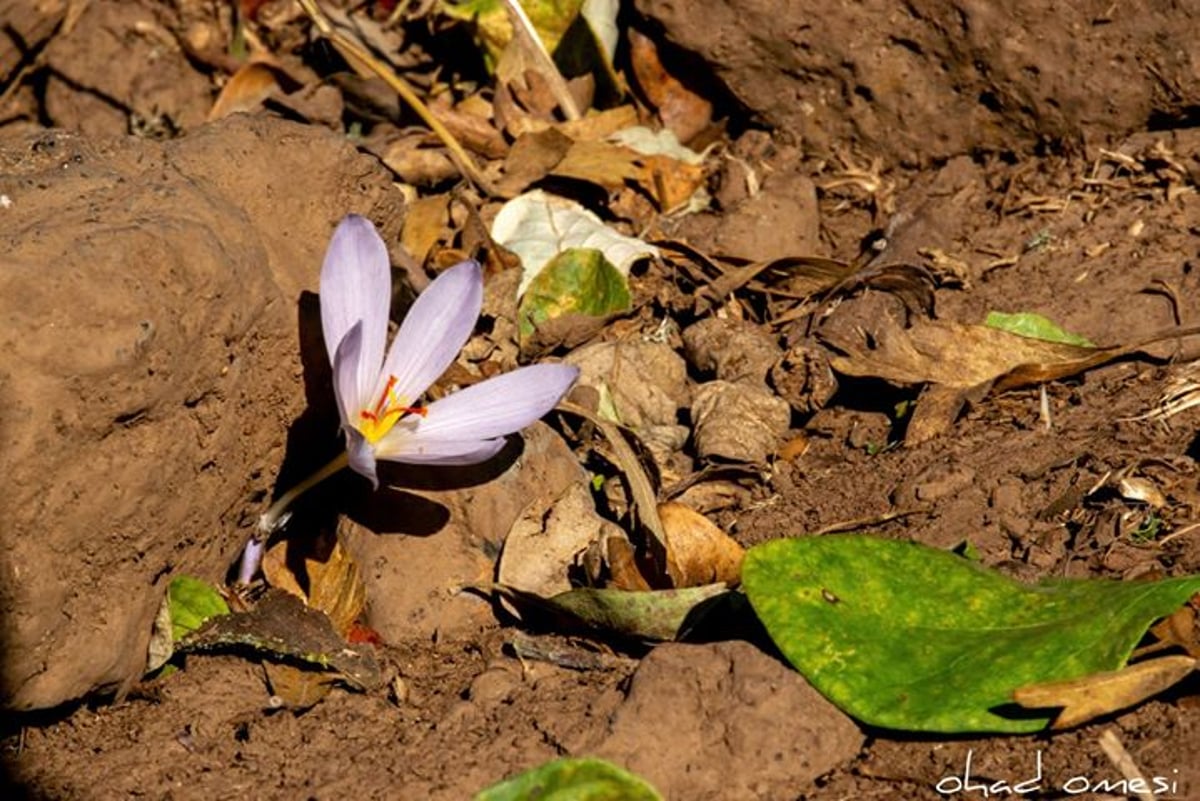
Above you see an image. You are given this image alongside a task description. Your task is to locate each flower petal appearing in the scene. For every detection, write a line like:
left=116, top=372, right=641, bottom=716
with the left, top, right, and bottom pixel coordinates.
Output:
left=375, top=363, right=579, bottom=461
left=320, top=215, right=391, bottom=405
left=236, top=537, right=266, bottom=585
left=343, top=426, right=379, bottom=489
left=376, top=260, right=483, bottom=404
left=330, top=320, right=365, bottom=425
left=376, top=437, right=508, bottom=466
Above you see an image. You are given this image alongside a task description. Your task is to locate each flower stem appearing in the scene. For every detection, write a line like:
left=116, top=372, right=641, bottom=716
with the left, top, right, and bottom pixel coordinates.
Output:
left=235, top=450, right=350, bottom=585
left=257, top=450, right=350, bottom=535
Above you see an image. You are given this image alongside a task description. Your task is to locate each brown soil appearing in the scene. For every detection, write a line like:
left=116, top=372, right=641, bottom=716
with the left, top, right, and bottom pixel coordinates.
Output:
left=3, top=1, right=1199, bottom=799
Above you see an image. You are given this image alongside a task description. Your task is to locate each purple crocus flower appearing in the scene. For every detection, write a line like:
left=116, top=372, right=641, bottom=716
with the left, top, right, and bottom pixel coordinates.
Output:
left=237, top=214, right=578, bottom=584
left=319, top=214, right=579, bottom=486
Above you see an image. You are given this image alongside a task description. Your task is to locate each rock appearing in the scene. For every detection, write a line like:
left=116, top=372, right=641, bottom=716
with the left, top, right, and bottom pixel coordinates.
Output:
left=343, top=423, right=586, bottom=642
left=634, top=0, right=1200, bottom=165
left=0, top=115, right=400, bottom=711
left=594, top=641, right=863, bottom=801
left=691, top=381, right=791, bottom=463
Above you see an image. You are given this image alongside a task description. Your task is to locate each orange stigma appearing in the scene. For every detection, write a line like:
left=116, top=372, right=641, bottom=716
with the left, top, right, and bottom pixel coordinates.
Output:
left=358, top=375, right=426, bottom=444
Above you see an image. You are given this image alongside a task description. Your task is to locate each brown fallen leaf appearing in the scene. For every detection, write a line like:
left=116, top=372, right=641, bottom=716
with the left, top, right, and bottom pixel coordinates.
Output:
left=560, top=401, right=672, bottom=585
left=401, top=194, right=451, bottom=268
left=1146, top=603, right=1200, bottom=658
left=551, top=139, right=706, bottom=210
left=658, top=501, right=744, bottom=588
left=1012, top=655, right=1197, bottom=729
left=497, top=480, right=621, bottom=613
left=208, top=62, right=291, bottom=121
left=496, top=127, right=574, bottom=196
left=628, top=28, right=713, bottom=144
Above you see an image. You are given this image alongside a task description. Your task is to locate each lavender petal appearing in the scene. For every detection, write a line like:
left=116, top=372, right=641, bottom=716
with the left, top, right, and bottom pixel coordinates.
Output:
left=377, top=260, right=483, bottom=405
left=330, top=320, right=364, bottom=425
left=320, top=215, right=391, bottom=405
left=376, top=436, right=508, bottom=466
left=374, top=363, right=578, bottom=460
left=236, top=537, right=266, bottom=585
left=344, top=427, right=379, bottom=489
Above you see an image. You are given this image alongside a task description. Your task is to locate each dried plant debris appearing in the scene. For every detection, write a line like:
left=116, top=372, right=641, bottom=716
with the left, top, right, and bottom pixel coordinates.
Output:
left=179, top=589, right=383, bottom=692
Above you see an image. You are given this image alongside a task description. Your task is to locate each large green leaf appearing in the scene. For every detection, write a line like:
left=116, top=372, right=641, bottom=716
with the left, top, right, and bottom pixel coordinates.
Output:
left=742, top=534, right=1200, bottom=733
left=475, top=757, right=662, bottom=801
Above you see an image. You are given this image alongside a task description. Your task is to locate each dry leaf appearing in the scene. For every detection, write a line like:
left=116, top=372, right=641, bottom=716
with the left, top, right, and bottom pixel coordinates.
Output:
left=208, top=62, right=288, bottom=121
left=497, top=481, right=623, bottom=613
left=259, top=532, right=369, bottom=707
left=401, top=194, right=451, bottom=268
left=602, top=532, right=653, bottom=592
left=658, top=501, right=744, bottom=587
left=560, top=106, right=640, bottom=141
left=825, top=317, right=1104, bottom=389
left=1147, top=603, right=1200, bottom=658
left=497, top=128, right=574, bottom=196
left=828, top=319, right=1200, bottom=395
left=691, top=381, right=791, bottom=463
left=628, top=29, right=713, bottom=143
left=1012, top=655, right=1197, bottom=729
left=377, top=136, right=459, bottom=186
left=551, top=139, right=705, bottom=209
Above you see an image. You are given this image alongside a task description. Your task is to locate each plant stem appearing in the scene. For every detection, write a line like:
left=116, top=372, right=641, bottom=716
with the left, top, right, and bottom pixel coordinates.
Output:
left=257, top=450, right=350, bottom=535
left=235, top=450, right=350, bottom=585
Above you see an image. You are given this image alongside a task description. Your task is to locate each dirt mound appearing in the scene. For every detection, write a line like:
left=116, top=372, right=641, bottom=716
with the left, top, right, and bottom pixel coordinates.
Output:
left=0, top=115, right=399, bottom=710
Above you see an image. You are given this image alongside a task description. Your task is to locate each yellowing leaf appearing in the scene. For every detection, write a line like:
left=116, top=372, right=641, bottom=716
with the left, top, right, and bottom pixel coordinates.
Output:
left=491, top=189, right=659, bottom=296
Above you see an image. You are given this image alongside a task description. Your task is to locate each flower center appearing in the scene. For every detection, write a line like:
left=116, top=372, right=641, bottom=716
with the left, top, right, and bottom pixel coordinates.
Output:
left=358, top=375, right=427, bottom=444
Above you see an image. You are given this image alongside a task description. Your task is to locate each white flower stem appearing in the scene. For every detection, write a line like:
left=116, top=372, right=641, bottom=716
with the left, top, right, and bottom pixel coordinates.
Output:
left=235, top=450, right=350, bottom=585
left=257, top=450, right=351, bottom=535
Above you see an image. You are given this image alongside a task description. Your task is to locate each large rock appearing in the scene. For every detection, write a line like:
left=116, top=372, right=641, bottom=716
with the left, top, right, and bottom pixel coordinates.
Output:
left=0, top=114, right=400, bottom=710
left=635, top=0, right=1200, bottom=164
left=594, top=641, right=864, bottom=800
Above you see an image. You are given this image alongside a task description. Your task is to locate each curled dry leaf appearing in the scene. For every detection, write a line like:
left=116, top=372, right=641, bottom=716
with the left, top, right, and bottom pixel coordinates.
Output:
left=770, top=343, right=838, bottom=415
left=400, top=194, right=451, bottom=268
left=658, top=501, right=744, bottom=588
left=1012, top=655, right=1197, bottom=730
left=207, top=62, right=290, bottom=122
left=691, top=380, right=791, bottom=464
left=628, top=28, right=713, bottom=143
left=683, top=316, right=781, bottom=386
left=566, top=340, right=691, bottom=428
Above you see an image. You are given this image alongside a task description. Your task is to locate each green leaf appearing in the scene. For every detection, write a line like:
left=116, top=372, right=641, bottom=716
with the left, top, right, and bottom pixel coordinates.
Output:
left=475, top=757, right=662, bottom=801
left=491, top=583, right=729, bottom=641
left=518, top=247, right=632, bottom=343
left=984, top=311, right=1096, bottom=347
left=742, top=534, right=1200, bottom=733
left=491, top=190, right=659, bottom=296
left=168, top=575, right=230, bottom=641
